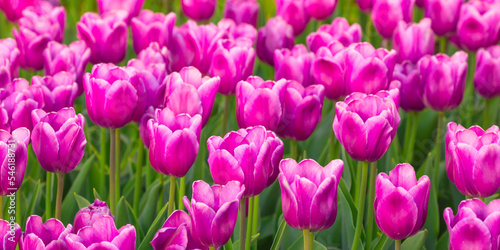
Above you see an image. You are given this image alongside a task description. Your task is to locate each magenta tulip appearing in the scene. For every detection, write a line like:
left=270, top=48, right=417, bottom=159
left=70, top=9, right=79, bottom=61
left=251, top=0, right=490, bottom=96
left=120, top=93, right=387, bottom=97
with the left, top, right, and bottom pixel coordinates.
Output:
left=19, top=215, right=72, bottom=250
left=474, top=45, right=500, bottom=99
left=97, top=0, right=144, bottom=23
left=371, top=0, right=414, bottom=38
left=424, top=0, right=463, bottom=36
left=0, top=220, right=21, bottom=250
left=276, top=0, right=310, bottom=36
left=73, top=199, right=113, bottom=234
left=128, top=42, right=170, bottom=84
left=0, top=80, right=41, bottom=131
left=0, top=38, right=19, bottom=88
left=151, top=210, right=206, bottom=250
left=274, top=44, right=315, bottom=87
left=305, top=0, right=337, bottom=20
left=256, top=16, right=295, bottom=66
left=311, top=41, right=348, bottom=100
left=218, top=18, right=257, bottom=44
left=181, top=0, right=217, bottom=21
left=131, top=10, right=176, bottom=54
left=0, top=0, right=36, bottom=22
left=139, top=107, right=154, bottom=148
left=392, top=62, right=425, bottom=112
left=28, top=72, right=79, bottom=112
left=223, top=0, right=259, bottom=27
left=306, top=17, right=362, bottom=53
left=0, top=128, right=29, bottom=196
left=393, top=18, right=435, bottom=64
left=357, top=0, right=373, bottom=12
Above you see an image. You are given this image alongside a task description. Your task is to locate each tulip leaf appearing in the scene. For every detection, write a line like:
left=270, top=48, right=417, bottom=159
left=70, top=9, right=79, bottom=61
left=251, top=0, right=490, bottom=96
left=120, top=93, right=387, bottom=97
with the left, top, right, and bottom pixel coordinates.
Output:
left=373, top=234, right=392, bottom=250
left=436, top=231, right=449, bottom=250
left=74, top=193, right=91, bottom=208
left=26, top=180, right=41, bottom=218
left=287, top=236, right=328, bottom=250
left=270, top=216, right=287, bottom=250
left=61, top=155, right=95, bottom=222
left=339, top=177, right=357, bottom=223
left=401, top=230, right=428, bottom=250
left=93, top=188, right=101, bottom=200
left=138, top=202, right=169, bottom=250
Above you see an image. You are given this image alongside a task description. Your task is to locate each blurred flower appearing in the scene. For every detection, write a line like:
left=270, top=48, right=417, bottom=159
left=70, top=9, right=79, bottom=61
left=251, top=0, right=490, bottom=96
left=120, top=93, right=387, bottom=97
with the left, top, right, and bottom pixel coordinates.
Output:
left=333, top=88, right=400, bottom=162
left=0, top=220, right=21, bottom=250
left=128, top=42, right=170, bottom=83
left=0, top=80, right=41, bottom=131
left=274, top=44, right=315, bottom=87
left=393, top=18, right=435, bottom=64
left=26, top=72, right=79, bottom=112
left=256, top=16, right=295, bottom=65
left=445, top=122, right=500, bottom=198
left=208, top=126, right=284, bottom=197
left=424, top=0, right=463, bottom=36
left=276, top=81, right=324, bottom=141
left=223, top=0, right=259, bottom=27
left=73, top=199, right=113, bottom=234
left=419, top=51, right=467, bottom=112
left=19, top=215, right=72, bottom=250
left=0, top=38, right=19, bottom=88
left=148, top=108, right=201, bottom=178
left=305, top=0, right=337, bottom=19
left=0, top=0, right=36, bottom=22
left=375, top=163, right=430, bottom=240
left=217, top=18, right=257, bottom=44
left=77, top=12, right=128, bottom=64
left=97, top=0, right=144, bottom=23
left=236, top=77, right=287, bottom=131
left=183, top=180, right=245, bottom=248
left=311, top=41, right=348, bottom=100
left=306, top=17, right=362, bottom=53
left=131, top=10, right=176, bottom=54
left=181, top=0, right=217, bottom=21
left=357, top=0, right=374, bottom=12
left=392, top=62, right=425, bottom=112
left=0, top=128, right=29, bottom=196
left=151, top=210, right=206, bottom=250
left=371, top=0, right=414, bottom=38
left=12, top=5, right=66, bottom=70
left=210, top=39, right=255, bottom=95
left=474, top=45, right=500, bottom=99
left=278, top=158, right=343, bottom=232
left=276, top=0, right=310, bottom=36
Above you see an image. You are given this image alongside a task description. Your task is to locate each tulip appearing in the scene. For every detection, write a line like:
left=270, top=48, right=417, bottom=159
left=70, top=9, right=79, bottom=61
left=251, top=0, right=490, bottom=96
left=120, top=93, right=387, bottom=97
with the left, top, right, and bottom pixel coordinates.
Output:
left=276, top=0, right=310, bottom=36
left=28, top=72, right=79, bottom=112
left=20, top=215, right=72, bottom=250
left=371, top=0, right=414, bottom=38
left=12, top=5, right=66, bottom=71
left=0, top=38, right=20, bottom=88
left=65, top=216, right=136, bottom=250
left=375, top=163, right=430, bottom=240
left=151, top=210, right=206, bottom=250
left=274, top=44, right=315, bottom=87
left=181, top=0, right=217, bottom=21
left=474, top=45, right=500, bottom=99
left=0, top=0, right=36, bottom=22
left=276, top=81, right=324, bottom=141
left=392, top=62, right=425, bottom=112
left=0, top=80, right=40, bottom=131
left=73, top=199, right=113, bottom=234
left=306, top=17, right=362, bottom=53
left=419, top=51, right=467, bottom=112
left=256, top=16, right=295, bottom=65
left=159, top=67, right=220, bottom=127
left=0, top=220, right=21, bottom=250
left=278, top=158, right=343, bottom=232
left=218, top=18, right=257, bottom=44
left=304, top=0, right=337, bottom=19
left=223, top=0, right=259, bottom=27
left=210, top=38, right=255, bottom=95
left=183, top=180, right=245, bottom=248
left=0, top=128, right=30, bottom=196
left=444, top=198, right=500, bottom=250
left=445, top=122, right=500, bottom=198
left=311, top=41, right=348, bottom=100
left=97, top=0, right=144, bottom=23
left=128, top=42, right=170, bottom=83
left=393, top=18, right=435, bottom=64
left=77, top=12, right=128, bottom=64
left=131, top=10, right=176, bottom=54
left=43, top=41, right=91, bottom=96
left=424, top=0, right=463, bottom=36
left=333, top=88, right=400, bottom=162
left=139, top=107, right=154, bottom=148
left=236, top=77, right=287, bottom=131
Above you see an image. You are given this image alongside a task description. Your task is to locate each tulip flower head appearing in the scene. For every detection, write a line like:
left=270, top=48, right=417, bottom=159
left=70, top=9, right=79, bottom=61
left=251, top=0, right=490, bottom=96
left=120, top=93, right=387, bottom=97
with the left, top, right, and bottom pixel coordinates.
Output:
left=97, top=0, right=145, bottom=23
left=311, top=41, right=348, bottom=100
left=371, top=0, right=414, bottom=38
left=0, top=220, right=21, bottom=250
left=0, top=79, right=41, bottom=131
left=0, top=38, right=20, bottom=88
left=131, top=10, right=176, bottom=54
left=274, top=44, right=315, bottom=87
left=392, top=62, right=425, bottom=112
left=256, top=16, right=295, bottom=66
left=304, top=0, right=337, bottom=20
left=424, top=0, right=463, bottom=36
left=151, top=210, right=206, bottom=250
left=181, top=0, right=217, bottom=21
left=393, top=18, right=435, bottom=64
left=223, top=0, right=260, bottom=27
left=73, top=199, right=113, bottom=234
left=0, top=0, right=37, bottom=22
left=28, top=72, right=79, bottom=112
left=139, top=107, right=154, bottom=148
left=474, top=45, right=500, bottom=99
left=0, top=128, right=29, bottom=196
left=217, top=18, right=258, bottom=44
left=306, top=17, right=362, bottom=53
left=275, top=0, right=311, bottom=36
left=128, top=42, right=171, bottom=83
left=20, top=215, right=73, bottom=250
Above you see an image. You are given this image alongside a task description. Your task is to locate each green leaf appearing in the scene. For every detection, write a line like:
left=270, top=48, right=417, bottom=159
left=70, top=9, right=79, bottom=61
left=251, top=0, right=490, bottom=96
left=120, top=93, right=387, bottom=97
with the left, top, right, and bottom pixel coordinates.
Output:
left=401, top=230, right=428, bottom=250
left=93, top=188, right=101, bottom=200
left=115, top=197, right=129, bottom=229
left=286, top=236, right=328, bottom=250
left=436, top=231, right=449, bottom=250
left=373, top=233, right=392, bottom=250
left=26, top=180, right=41, bottom=218
left=138, top=202, right=169, bottom=250
left=61, top=155, right=95, bottom=222
left=339, top=178, right=357, bottom=223
left=270, top=216, right=287, bottom=250
left=74, top=193, right=91, bottom=209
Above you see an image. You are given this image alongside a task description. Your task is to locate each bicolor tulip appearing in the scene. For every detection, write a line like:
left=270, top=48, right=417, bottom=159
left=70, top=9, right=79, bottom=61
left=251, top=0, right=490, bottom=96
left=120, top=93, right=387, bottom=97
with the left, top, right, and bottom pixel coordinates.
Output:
left=371, top=0, right=414, bottom=38
left=0, top=38, right=19, bottom=88
left=306, top=17, right=362, bottom=53
left=393, top=18, right=435, bottom=64
left=274, top=44, right=315, bottom=87
left=127, top=42, right=170, bottom=83
left=311, top=41, right=348, bottom=100
left=131, top=10, right=176, bottom=54
left=278, top=158, right=343, bottom=232
left=305, top=0, right=337, bottom=20
left=392, top=62, right=425, bottom=112
left=474, top=45, right=500, bottom=99
left=424, top=0, right=463, bottom=36
left=0, top=128, right=29, bottom=196
left=207, top=126, right=284, bottom=197
left=97, top=0, right=145, bottom=23
left=0, top=220, right=21, bottom=250
left=223, top=0, right=259, bottom=27
left=73, top=199, right=113, bottom=234
left=28, top=72, right=79, bottom=112
left=256, top=16, right=294, bottom=65
left=276, top=0, right=310, bottom=36
left=0, top=0, right=36, bottom=22
left=19, top=215, right=72, bottom=250
left=181, top=0, right=217, bottom=21
left=151, top=210, right=206, bottom=250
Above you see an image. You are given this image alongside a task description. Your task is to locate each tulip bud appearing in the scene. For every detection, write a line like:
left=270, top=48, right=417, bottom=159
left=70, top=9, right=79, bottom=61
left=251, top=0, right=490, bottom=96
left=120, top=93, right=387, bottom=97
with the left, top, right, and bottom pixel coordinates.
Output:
left=274, top=44, right=315, bottom=87
left=424, top=0, right=463, bottom=36
left=392, top=62, right=425, bottom=112
left=0, top=220, right=21, bottom=249
left=20, top=215, right=73, bottom=250
left=375, top=163, right=430, bottom=240
left=181, top=0, right=217, bottom=21
left=393, top=18, right=435, bottom=64
left=474, top=45, right=500, bottom=99
left=306, top=17, right=362, bottom=53
left=131, top=10, right=176, bottom=54
left=257, top=16, right=295, bottom=65
left=73, top=199, right=113, bottom=234
left=0, top=128, right=30, bottom=196
left=223, top=0, right=260, bottom=27
left=371, top=0, right=414, bottom=38
left=151, top=210, right=206, bottom=249
left=276, top=0, right=311, bottom=36
left=97, top=0, right=145, bottom=23
left=0, top=38, right=20, bottom=88
left=311, top=42, right=348, bottom=100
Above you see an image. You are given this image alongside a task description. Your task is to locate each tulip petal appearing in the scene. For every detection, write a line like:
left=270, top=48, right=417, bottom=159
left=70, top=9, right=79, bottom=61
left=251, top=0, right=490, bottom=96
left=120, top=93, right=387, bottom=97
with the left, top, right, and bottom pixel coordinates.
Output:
left=309, top=176, right=338, bottom=232
left=375, top=187, right=418, bottom=240
left=449, top=217, right=492, bottom=250
left=211, top=200, right=239, bottom=247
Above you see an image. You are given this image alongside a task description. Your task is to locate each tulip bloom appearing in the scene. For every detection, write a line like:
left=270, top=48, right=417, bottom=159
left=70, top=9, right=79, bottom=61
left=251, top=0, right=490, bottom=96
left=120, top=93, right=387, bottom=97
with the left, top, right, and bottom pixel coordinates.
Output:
left=445, top=122, right=500, bottom=198
left=0, top=80, right=40, bottom=131
left=256, top=16, right=295, bottom=65
left=210, top=39, right=255, bottom=95
left=208, top=126, right=284, bottom=197
left=474, top=45, right=500, bottom=99
left=183, top=180, right=245, bottom=248
left=393, top=18, right=435, bottom=64
left=305, top=0, right=337, bottom=20
left=131, top=10, right=176, bottom=54
left=151, top=210, right=206, bottom=250
left=77, top=12, right=128, bottom=64
left=419, top=51, right=467, bottom=112
left=0, top=0, right=36, bottom=22
left=97, top=0, right=144, bottom=23
left=424, top=0, right=463, bottom=36
left=333, top=89, right=400, bottom=162
left=28, top=72, right=79, bottom=112
left=148, top=108, right=201, bottom=178
left=311, top=42, right=348, bottom=100
left=12, top=5, right=66, bottom=70
left=181, top=0, right=217, bottom=21
left=73, top=199, right=113, bottom=234
left=139, top=107, right=154, bottom=148
left=306, top=18, right=362, bottom=53
left=19, top=215, right=73, bottom=250
left=128, top=42, right=170, bottom=84
left=0, top=220, right=21, bottom=249
left=392, top=62, right=425, bottom=112
left=371, top=0, right=414, bottom=38
left=218, top=18, right=257, bottom=44
left=0, top=38, right=19, bottom=88
left=276, top=0, right=310, bottom=36
left=0, top=128, right=30, bottom=196
left=375, top=163, right=430, bottom=240
left=236, top=77, right=287, bottom=131
left=274, top=45, right=315, bottom=87
left=223, top=0, right=259, bottom=27
left=276, top=81, right=324, bottom=141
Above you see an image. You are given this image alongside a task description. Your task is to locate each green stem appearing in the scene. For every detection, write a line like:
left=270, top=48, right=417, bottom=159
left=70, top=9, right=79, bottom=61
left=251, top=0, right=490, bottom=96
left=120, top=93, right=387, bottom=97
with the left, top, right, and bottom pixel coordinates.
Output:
left=146, top=160, right=154, bottom=189
left=222, top=95, right=230, bottom=135
left=134, top=141, right=144, bottom=214
left=465, top=195, right=473, bottom=200
left=158, top=175, right=164, bottom=214
left=109, top=128, right=116, bottom=215
left=330, top=130, right=338, bottom=160
left=353, top=161, right=363, bottom=204
left=466, top=53, right=477, bottom=127
left=55, top=173, right=64, bottom=220
left=0, top=195, right=3, bottom=220
left=303, top=229, right=311, bottom=250
left=115, top=129, right=121, bottom=203
left=100, top=127, right=107, bottom=167
left=351, top=161, right=369, bottom=250
left=309, top=232, right=314, bottom=249
left=178, top=177, right=185, bottom=211
left=433, top=112, right=444, bottom=189
left=365, top=162, right=377, bottom=250
left=365, top=16, right=372, bottom=43
left=246, top=196, right=254, bottom=250
left=395, top=239, right=401, bottom=250
left=252, top=195, right=259, bottom=250
left=45, top=172, right=52, bottom=220
left=239, top=198, right=247, bottom=250
left=439, top=37, right=448, bottom=54
left=291, top=140, right=298, bottom=160
left=484, top=98, right=493, bottom=128
left=405, top=113, right=419, bottom=163
left=168, top=176, right=175, bottom=216
left=209, top=247, right=215, bottom=250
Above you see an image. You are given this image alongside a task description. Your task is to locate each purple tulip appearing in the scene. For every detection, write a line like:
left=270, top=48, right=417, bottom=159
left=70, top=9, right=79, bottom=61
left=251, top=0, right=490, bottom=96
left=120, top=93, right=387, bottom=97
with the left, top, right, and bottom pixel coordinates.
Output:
left=128, top=42, right=170, bottom=84
left=333, top=88, right=400, bottom=162
left=183, top=180, right=245, bottom=248
left=0, top=0, right=37, bottom=22
left=139, top=107, right=154, bottom=148
left=371, top=0, right=414, bottom=38
left=357, top=0, right=373, bottom=12
left=256, top=16, right=295, bottom=65
left=278, top=158, right=343, bottom=232
left=73, top=199, right=113, bottom=234
left=210, top=38, right=255, bottom=95
left=236, top=77, right=287, bottom=131
left=393, top=18, right=435, bottom=64
left=151, top=210, right=207, bottom=250
left=28, top=72, right=79, bottom=112
left=97, top=0, right=144, bottom=23
left=276, top=81, right=324, bottom=141
left=450, top=1, right=500, bottom=51
left=223, top=0, right=259, bottom=27
left=181, top=0, right=217, bottom=21
left=311, top=41, right=348, bottom=100
left=77, top=12, right=128, bottom=64
left=392, top=62, right=425, bottom=112
left=148, top=108, right=201, bottom=178
left=65, top=215, right=136, bottom=250
left=159, top=67, right=220, bottom=127
left=131, top=10, right=176, bottom=54
left=19, top=215, right=72, bottom=250
left=274, top=44, right=315, bottom=87
left=0, top=80, right=41, bottom=131
left=375, top=163, right=430, bottom=240
left=12, top=5, right=66, bottom=71
left=445, top=122, right=500, bottom=198
left=218, top=18, right=257, bottom=43
left=43, top=41, right=90, bottom=96
left=474, top=46, right=500, bottom=99
left=444, top=198, right=500, bottom=250
left=306, top=17, right=362, bottom=53
left=0, top=128, right=29, bottom=196
left=424, top=0, right=463, bottom=36
left=276, top=0, right=310, bottom=36
left=0, top=220, right=21, bottom=250
left=419, top=51, right=467, bottom=112
left=0, top=38, right=20, bottom=88
left=305, top=0, right=337, bottom=19
left=208, top=126, right=284, bottom=197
